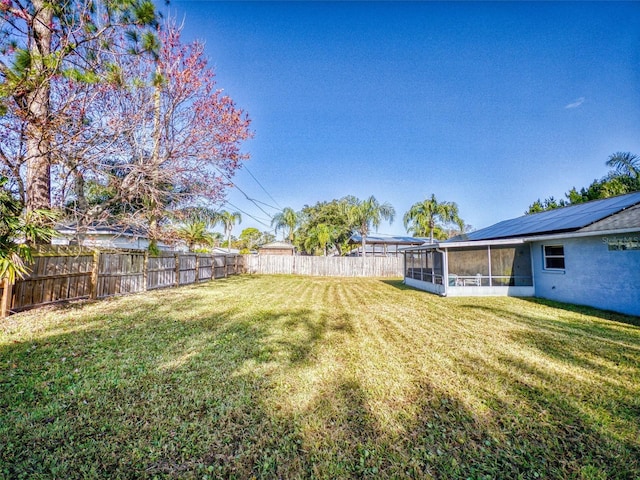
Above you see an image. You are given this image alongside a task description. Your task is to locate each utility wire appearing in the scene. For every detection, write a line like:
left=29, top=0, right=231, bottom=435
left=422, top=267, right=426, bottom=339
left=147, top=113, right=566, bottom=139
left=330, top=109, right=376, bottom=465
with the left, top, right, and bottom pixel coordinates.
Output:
left=214, top=167, right=279, bottom=218
left=223, top=201, right=273, bottom=229
left=242, top=164, right=283, bottom=210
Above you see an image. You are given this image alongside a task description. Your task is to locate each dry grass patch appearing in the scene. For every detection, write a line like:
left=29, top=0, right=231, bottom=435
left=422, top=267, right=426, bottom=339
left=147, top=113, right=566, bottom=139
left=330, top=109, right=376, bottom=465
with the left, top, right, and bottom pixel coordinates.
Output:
left=1, top=275, right=639, bottom=479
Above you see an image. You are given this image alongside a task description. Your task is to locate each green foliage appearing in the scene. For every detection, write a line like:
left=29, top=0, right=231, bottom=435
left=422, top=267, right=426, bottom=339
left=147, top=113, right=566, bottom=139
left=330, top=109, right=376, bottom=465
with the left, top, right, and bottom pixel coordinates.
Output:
left=0, top=177, right=57, bottom=282
left=296, top=197, right=355, bottom=255
left=133, top=0, right=158, bottom=26
left=403, top=194, right=464, bottom=243
left=271, top=207, right=299, bottom=243
left=347, top=196, right=395, bottom=236
left=62, top=68, right=100, bottom=83
left=175, top=220, right=216, bottom=252
left=526, top=152, right=640, bottom=214
left=606, top=151, right=639, bottom=179
left=346, top=196, right=395, bottom=257
left=216, top=210, right=241, bottom=252
left=526, top=196, right=568, bottom=214
left=238, top=227, right=273, bottom=252
left=303, top=223, right=336, bottom=256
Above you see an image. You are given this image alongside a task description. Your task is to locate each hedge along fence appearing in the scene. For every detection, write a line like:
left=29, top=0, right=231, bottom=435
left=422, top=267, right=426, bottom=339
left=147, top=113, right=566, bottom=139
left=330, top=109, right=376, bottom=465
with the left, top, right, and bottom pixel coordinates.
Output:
left=0, top=247, right=243, bottom=318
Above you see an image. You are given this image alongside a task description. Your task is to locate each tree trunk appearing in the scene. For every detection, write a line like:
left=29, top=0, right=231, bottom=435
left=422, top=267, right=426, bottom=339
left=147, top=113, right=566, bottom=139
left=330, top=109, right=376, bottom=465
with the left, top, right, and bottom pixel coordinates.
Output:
left=25, top=1, right=53, bottom=211
left=73, top=168, right=88, bottom=245
left=429, top=220, right=435, bottom=244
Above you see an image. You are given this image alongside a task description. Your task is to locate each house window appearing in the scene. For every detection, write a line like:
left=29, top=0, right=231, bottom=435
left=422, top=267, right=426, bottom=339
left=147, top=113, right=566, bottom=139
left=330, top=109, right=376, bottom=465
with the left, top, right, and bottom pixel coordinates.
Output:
left=543, top=245, right=565, bottom=270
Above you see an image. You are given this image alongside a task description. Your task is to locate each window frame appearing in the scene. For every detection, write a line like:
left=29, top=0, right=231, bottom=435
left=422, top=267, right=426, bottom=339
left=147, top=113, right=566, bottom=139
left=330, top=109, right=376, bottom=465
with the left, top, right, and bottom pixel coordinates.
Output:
left=543, top=244, right=565, bottom=270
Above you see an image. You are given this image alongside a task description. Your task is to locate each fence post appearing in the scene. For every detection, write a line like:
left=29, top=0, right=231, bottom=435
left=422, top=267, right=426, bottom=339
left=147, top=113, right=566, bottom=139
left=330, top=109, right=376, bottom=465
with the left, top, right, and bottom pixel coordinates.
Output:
left=1, top=278, right=13, bottom=319
left=143, top=250, right=149, bottom=292
left=195, top=254, right=200, bottom=283
left=174, top=253, right=179, bottom=287
left=89, top=250, right=100, bottom=299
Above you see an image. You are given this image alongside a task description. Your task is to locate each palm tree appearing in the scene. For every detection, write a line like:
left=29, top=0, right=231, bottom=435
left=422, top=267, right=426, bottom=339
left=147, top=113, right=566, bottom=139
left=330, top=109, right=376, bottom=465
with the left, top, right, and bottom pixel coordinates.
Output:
left=176, top=220, right=215, bottom=251
left=210, top=231, right=223, bottom=248
left=403, top=194, right=464, bottom=244
left=606, top=152, right=639, bottom=179
left=305, top=223, right=334, bottom=256
left=216, top=210, right=241, bottom=253
left=271, top=207, right=298, bottom=243
left=347, top=196, right=395, bottom=257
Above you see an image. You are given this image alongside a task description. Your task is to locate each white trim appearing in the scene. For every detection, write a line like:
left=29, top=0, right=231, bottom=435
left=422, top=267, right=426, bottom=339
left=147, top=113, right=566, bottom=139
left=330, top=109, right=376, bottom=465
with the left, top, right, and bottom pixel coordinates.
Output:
left=403, top=228, right=640, bottom=251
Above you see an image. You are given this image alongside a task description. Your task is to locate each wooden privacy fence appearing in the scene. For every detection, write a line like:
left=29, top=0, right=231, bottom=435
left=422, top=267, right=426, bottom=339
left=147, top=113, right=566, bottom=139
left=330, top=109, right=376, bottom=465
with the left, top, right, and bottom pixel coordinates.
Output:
left=0, top=247, right=243, bottom=318
left=244, top=254, right=403, bottom=277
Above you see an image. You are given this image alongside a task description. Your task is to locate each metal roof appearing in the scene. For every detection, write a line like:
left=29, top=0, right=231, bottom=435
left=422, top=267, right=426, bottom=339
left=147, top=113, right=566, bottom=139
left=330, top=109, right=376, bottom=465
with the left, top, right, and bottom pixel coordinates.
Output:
left=449, top=192, right=640, bottom=242
left=349, top=234, right=426, bottom=245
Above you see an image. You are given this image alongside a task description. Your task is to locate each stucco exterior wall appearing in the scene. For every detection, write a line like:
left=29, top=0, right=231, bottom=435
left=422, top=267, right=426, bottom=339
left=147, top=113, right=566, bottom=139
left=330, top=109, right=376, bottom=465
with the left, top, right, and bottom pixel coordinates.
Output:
left=531, top=232, right=640, bottom=317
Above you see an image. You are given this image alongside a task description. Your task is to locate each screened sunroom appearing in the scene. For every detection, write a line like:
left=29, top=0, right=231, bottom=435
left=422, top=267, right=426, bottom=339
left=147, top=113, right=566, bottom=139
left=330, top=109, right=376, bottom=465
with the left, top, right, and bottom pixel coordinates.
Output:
left=403, top=239, right=534, bottom=297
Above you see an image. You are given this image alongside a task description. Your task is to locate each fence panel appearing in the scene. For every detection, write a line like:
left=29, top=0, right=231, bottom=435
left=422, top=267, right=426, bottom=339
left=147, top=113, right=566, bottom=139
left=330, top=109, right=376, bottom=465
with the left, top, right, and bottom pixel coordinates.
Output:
left=213, top=255, right=227, bottom=278
left=243, top=255, right=403, bottom=277
left=197, top=254, right=213, bottom=282
left=97, top=252, right=145, bottom=298
left=147, top=253, right=176, bottom=290
left=11, top=251, right=95, bottom=311
left=178, top=254, right=197, bottom=285
left=1, top=248, right=244, bottom=318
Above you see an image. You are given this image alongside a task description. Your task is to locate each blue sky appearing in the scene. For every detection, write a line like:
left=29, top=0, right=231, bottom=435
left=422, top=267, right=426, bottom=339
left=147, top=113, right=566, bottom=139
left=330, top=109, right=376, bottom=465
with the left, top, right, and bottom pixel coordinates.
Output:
left=158, top=1, right=640, bottom=237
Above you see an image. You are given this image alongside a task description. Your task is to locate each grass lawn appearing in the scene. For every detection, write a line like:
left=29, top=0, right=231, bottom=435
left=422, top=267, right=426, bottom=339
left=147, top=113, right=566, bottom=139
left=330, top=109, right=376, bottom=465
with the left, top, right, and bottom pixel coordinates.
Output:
left=1, top=275, right=639, bottom=479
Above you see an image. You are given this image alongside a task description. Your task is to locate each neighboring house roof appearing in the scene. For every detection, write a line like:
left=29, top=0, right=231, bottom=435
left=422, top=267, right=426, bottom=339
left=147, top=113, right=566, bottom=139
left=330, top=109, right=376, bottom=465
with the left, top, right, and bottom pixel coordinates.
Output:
left=345, top=244, right=407, bottom=256
left=349, top=234, right=427, bottom=245
left=55, top=223, right=146, bottom=238
left=450, top=192, right=640, bottom=242
left=259, top=241, right=295, bottom=250
left=211, top=247, right=240, bottom=254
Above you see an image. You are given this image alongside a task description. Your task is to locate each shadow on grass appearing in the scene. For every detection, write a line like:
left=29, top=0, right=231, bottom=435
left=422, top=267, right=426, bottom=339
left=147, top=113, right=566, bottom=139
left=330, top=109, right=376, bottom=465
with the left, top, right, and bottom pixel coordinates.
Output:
left=2, top=276, right=640, bottom=479
left=379, top=279, right=413, bottom=291
left=0, top=280, right=353, bottom=478
left=453, top=301, right=640, bottom=477
left=519, top=296, right=640, bottom=327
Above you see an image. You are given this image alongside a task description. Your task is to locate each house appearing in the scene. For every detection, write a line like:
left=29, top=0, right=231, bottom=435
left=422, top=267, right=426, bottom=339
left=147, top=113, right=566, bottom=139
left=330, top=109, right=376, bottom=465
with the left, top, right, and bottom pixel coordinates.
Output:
left=347, top=234, right=426, bottom=257
left=53, top=224, right=179, bottom=251
left=211, top=247, right=241, bottom=255
left=403, top=192, right=640, bottom=317
left=258, top=241, right=295, bottom=256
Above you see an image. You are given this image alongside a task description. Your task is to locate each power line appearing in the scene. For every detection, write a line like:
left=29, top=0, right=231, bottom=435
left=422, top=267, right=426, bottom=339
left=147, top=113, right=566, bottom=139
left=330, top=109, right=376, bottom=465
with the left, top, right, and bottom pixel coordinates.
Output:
left=215, top=167, right=280, bottom=218
left=242, top=164, right=283, bottom=210
left=223, top=201, right=273, bottom=229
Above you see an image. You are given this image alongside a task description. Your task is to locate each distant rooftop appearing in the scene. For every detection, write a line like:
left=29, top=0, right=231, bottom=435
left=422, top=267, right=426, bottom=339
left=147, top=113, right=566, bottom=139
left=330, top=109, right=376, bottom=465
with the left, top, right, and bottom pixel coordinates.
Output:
left=449, top=191, right=640, bottom=242
left=349, top=234, right=426, bottom=245
left=260, top=241, right=295, bottom=249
